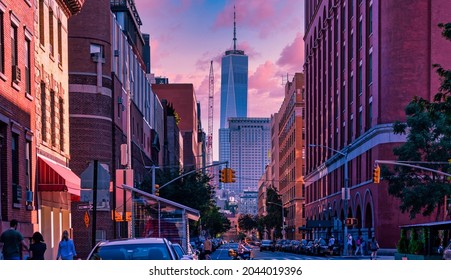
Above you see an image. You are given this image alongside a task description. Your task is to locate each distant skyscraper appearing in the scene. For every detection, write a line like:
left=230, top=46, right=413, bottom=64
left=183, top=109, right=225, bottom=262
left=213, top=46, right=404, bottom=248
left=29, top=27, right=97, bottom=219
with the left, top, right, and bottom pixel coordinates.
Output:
left=219, top=6, right=249, bottom=170
left=226, top=118, right=271, bottom=202
left=219, top=7, right=248, bottom=129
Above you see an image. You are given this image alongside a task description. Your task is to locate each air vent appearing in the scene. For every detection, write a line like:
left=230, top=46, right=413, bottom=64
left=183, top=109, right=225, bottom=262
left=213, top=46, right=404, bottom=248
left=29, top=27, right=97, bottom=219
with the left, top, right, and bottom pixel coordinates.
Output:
left=12, top=65, right=21, bottom=82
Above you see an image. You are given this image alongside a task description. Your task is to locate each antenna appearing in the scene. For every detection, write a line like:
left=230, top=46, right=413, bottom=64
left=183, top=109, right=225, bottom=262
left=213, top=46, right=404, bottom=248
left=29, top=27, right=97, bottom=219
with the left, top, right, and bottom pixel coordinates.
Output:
left=233, top=5, right=237, bottom=51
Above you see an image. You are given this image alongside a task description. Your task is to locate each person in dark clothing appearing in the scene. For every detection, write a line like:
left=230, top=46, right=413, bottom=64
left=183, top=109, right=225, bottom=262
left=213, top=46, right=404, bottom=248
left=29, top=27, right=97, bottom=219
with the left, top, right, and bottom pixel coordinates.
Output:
left=29, top=232, right=46, bottom=260
left=0, top=219, right=29, bottom=260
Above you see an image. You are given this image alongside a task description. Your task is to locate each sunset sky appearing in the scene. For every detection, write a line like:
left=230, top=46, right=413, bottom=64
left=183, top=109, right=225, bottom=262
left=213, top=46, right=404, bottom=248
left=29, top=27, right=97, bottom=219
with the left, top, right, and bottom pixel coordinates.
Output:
left=134, top=0, right=305, bottom=160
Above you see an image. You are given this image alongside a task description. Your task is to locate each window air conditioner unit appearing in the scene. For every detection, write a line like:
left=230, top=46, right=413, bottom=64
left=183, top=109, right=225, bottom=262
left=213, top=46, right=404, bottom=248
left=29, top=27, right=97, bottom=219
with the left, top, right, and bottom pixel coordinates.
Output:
left=12, top=65, right=21, bottom=82
left=118, top=96, right=123, bottom=104
left=114, top=50, right=120, bottom=57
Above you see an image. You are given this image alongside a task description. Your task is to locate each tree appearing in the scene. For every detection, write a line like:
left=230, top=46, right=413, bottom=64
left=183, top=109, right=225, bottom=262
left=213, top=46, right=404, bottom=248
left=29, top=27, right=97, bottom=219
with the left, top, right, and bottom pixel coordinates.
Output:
left=385, top=23, right=451, bottom=219
left=139, top=168, right=215, bottom=235
left=264, top=186, right=283, bottom=238
left=202, top=207, right=231, bottom=237
left=238, top=214, right=257, bottom=233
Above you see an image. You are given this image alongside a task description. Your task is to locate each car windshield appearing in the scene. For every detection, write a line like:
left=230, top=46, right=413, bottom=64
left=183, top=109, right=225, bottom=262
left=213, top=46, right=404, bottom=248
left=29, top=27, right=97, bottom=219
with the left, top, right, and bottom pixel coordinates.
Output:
left=89, top=243, right=171, bottom=260
left=262, top=240, right=272, bottom=244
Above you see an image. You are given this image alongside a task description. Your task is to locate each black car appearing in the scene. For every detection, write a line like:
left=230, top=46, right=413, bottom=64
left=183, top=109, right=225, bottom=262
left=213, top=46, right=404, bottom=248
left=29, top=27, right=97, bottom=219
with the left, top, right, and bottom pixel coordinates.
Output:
left=87, top=237, right=177, bottom=260
left=259, top=239, right=275, bottom=252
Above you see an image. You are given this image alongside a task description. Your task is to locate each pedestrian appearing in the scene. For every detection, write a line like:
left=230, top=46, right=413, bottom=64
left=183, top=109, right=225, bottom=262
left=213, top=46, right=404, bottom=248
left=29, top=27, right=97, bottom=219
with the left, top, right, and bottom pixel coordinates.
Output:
left=355, top=234, right=363, bottom=256
left=328, top=235, right=335, bottom=253
left=0, top=219, right=29, bottom=260
left=370, top=236, right=379, bottom=260
left=203, top=236, right=212, bottom=260
left=347, top=234, right=353, bottom=256
left=29, top=232, right=46, bottom=260
left=56, top=230, right=77, bottom=260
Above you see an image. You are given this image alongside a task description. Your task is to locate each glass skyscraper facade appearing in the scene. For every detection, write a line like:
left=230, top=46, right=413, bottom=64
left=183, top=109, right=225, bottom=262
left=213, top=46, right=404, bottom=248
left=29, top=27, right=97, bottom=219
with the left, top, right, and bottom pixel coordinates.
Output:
left=219, top=50, right=248, bottom=129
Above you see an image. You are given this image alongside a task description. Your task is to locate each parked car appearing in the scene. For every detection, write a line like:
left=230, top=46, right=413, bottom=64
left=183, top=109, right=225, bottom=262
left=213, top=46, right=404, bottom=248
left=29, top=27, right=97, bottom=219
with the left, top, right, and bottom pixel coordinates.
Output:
left=281, top=239, right=293, bottom=252
left=443, top=242, right=451, bottom=260
left=171, top=243, right=197, bottom=260
left=87, top=237, right=177, bottom=260
left=259, top=239, right=275, bottom=252
left=290, top=240, right=301, bottom=254
left=303, top=240, right=315, bottom=255
left=312, top=238, right=329, bottom=256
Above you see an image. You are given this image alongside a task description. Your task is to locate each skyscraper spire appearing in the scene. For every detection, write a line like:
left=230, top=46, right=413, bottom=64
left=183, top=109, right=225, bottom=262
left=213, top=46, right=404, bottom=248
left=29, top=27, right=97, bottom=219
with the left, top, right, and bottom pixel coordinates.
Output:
left=233, top=5, right=237, bottom=51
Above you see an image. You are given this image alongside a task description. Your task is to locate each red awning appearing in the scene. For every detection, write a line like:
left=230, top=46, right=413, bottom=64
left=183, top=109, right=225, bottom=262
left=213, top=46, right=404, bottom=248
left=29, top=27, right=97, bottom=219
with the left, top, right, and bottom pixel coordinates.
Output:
left=37, top=155, right=81, bottom=197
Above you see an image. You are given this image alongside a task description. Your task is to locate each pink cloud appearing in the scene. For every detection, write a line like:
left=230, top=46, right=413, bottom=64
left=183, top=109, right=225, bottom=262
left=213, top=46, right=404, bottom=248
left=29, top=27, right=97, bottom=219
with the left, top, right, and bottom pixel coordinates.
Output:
left=249, top=61, right=281, bottom=95
left=276, top=32, right=305, bottom=73
left=213, top=0, right=301, bottom=38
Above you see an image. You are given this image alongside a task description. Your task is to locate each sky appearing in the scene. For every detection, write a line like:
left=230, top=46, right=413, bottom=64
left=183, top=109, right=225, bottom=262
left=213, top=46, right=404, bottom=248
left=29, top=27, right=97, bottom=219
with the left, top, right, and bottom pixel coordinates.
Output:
left=134, top=0, right=305, bottom=160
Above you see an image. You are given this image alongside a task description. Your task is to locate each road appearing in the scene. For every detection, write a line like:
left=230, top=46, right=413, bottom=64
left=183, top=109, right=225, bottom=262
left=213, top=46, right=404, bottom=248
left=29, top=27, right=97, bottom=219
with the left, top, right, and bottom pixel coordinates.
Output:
left=210, top=242, right=393, bottom=260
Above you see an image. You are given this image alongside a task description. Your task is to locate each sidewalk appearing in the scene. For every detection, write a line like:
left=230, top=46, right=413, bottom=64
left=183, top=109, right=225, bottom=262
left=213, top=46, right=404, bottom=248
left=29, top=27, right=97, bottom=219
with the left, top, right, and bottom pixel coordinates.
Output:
left=339, top=248, right=396, bottom=260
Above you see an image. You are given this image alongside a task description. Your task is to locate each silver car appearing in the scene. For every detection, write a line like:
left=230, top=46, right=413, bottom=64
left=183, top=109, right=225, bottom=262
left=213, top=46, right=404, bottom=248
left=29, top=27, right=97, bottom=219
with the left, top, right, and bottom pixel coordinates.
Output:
left=87, top=237, right=177, bottom=260
left=443, top=242, right=451, bottom=260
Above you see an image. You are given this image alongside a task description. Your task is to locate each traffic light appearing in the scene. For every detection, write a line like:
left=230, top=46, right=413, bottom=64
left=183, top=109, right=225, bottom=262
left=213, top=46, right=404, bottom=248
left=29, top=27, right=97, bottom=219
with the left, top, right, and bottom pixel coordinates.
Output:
left=220, top=168, right=228, bottom=183
left=373, top=165, right=380, bottom=183
left=345, top=218, right=358, bottom=226
left=228, top=168, right=236, bottom=183
left=155, top=184, right=160, bottom=196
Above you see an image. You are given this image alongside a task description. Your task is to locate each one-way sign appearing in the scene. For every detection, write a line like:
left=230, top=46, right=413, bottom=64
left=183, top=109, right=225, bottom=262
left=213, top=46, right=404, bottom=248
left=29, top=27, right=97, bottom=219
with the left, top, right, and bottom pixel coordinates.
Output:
left=78, top=204, right=93, bottom=211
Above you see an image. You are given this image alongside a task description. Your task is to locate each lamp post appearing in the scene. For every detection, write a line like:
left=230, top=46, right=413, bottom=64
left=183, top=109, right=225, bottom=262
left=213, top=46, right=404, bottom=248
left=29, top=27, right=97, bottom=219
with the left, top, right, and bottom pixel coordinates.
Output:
left=309, top=144, right=349, bottom=256
left=267, top=201, right=285, bottom=239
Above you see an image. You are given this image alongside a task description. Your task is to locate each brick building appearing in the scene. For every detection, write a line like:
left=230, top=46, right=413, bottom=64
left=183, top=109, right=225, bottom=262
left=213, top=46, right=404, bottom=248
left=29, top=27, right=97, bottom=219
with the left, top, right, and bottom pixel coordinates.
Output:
left=152, top=84, right=202, bottom=171
left=34, top=0, right=85, bottom=260
left=274, top=73, right=306, bottom=240
left=303, top=0, right=451, bottom=248
left=68, top=0, right=161, bottom=258
left=0, top=0, right=37, bottom=247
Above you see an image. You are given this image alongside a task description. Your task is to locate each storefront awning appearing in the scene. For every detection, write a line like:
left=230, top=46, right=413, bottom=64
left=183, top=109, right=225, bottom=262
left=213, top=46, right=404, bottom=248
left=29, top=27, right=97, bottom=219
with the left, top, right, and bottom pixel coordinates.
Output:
left=37, top=155, right=81, bottom=197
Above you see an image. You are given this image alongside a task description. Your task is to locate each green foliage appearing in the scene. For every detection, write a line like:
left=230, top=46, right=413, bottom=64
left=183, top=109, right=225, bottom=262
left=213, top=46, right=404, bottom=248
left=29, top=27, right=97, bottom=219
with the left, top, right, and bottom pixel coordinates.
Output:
left=202, top=207, right=231, bottom=237
left=408, top=229, right=425, bottom=255
left=385, top=23, right=451, bottom=219
left=139, top=168, right=216, bottom=236
left=238, top=214, right=257, bottom=232
left=397, top=229, right=409, bottom=254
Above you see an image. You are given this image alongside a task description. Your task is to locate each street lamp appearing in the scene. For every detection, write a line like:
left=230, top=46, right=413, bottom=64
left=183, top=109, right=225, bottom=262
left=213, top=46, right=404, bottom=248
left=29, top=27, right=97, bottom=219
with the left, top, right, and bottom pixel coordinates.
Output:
left=309, top=144, right=349, bottom=256
left=267, top=201, right=286, bottom=239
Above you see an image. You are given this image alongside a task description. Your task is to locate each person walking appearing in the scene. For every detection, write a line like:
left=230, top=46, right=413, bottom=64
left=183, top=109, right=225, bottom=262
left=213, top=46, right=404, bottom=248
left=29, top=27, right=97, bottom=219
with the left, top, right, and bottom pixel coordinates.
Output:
left=370, top=236, right=379, bottom=260
left=203, top=237, right=212, bottom=260
left=346, top=234, right=353, bottom=256
left=56, top=230, right=77, bottom=260
left=29, top=232, right=46, bottom=260
left=0, top=219, right=29, bottom=260
left=355, top=234, right=363, bottom=256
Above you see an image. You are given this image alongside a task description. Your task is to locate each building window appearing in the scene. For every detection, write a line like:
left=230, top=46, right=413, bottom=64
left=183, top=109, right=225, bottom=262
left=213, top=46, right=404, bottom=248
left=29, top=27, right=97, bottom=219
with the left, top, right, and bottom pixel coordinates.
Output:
left=26, top=140, right=31, bottom=190
left=334, top=16, right=339, bottom=43
left=341, top=4, right=346, bottom=31
left=57, top=20, right=62, bottom=64
left=350, top=0, right=354, bottom=18
left=39, top=0, right=44, bottom=46
left=367, top=101, right=373, bottom=129
left=368, top=4, right=373, bottom=35
left=358, top=110, right=363, bottom=133
left=0, top=10, right=4, bottom=74
left=358, top=19, right=363, bottom=49
left=341, top=83, right=346, bottom=113
left=358, top=64, right=363, bottom=95
left=341, top=43, right=346, bottom=71
left=11, top=23, right=17, bottom=67
left=50, top=90, right=56, bottom=146
left=349, top=32, right=354, bottom=60
left=41, top=82, right=47, bottom=142
left=368, top=53, right=373, bottom=84
left=25, top=38, right=31, bottom=94
left=59, top=97, right=64, bottom=151
left=49, top=8, right=54, bottom=56
left=12, top=133, right=19, bottom=185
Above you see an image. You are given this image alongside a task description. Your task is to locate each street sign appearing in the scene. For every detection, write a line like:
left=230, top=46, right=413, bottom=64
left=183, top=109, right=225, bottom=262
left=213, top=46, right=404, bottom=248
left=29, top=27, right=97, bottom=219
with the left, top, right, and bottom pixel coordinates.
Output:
left=78, top=203, right=93, bottom=211
left=84, top=211, right=90, bottom=228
